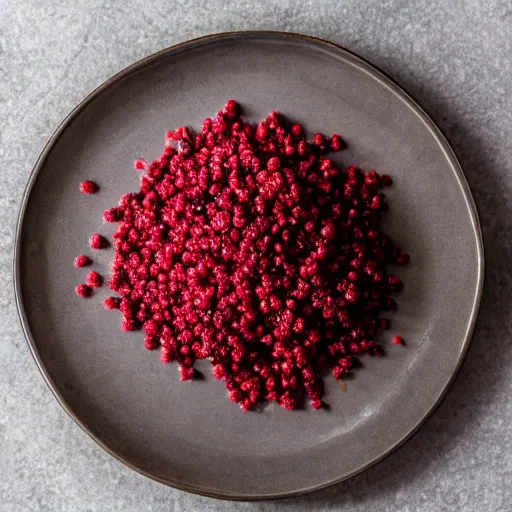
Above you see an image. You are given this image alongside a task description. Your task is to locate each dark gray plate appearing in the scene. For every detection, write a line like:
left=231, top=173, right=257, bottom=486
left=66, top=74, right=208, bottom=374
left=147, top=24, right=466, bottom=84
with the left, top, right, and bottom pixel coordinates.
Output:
left=14, top=32, right=483, bottom=500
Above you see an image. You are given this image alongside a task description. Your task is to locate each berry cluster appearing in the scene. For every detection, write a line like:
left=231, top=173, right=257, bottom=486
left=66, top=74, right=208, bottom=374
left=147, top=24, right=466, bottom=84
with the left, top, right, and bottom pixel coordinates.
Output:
left=91, top=101, right=407, bottom=411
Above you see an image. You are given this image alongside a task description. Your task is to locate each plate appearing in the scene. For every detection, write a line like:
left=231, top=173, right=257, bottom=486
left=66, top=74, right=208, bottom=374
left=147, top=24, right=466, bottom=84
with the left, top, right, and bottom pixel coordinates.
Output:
left=14, top=32, right=484, bottom=500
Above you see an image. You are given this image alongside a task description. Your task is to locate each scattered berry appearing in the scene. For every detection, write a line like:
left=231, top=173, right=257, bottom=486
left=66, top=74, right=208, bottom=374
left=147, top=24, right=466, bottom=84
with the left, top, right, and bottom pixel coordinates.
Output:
left=103, top=296, right=120, bottom=310
left=393, top=336, right=405, bottom=345
left=103, top=208, right=121, bottom=223
left=134, top=159, right=147, bottom=171
left=90, top=233, right=108, bottom=249
left=74, top=255, right=91, bottom=268
left=75, top=284, right=92, bottom=298
left=80, top=180, right=99, bottom=194
left=86, top=271, right=103, bottom=288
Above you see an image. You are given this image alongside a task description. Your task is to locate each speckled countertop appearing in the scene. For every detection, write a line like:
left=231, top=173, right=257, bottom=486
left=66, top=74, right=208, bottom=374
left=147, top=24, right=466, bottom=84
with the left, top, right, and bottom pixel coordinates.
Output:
left=1, top=1, right=511, bottom=511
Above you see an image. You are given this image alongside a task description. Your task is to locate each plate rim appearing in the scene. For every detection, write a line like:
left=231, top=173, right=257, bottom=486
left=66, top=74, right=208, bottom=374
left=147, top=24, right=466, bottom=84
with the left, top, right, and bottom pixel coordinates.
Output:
left=13, top=30, right=485, bottom=501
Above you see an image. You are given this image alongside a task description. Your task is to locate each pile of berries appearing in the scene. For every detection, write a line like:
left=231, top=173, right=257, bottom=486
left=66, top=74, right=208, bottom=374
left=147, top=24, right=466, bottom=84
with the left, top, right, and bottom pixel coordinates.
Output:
left=76, top=101, right=408, bottom=411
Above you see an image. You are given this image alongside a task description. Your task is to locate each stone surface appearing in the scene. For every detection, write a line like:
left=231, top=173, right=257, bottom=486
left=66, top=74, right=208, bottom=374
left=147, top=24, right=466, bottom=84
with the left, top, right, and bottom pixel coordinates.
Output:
left=0, top=1, right=511, bottom=511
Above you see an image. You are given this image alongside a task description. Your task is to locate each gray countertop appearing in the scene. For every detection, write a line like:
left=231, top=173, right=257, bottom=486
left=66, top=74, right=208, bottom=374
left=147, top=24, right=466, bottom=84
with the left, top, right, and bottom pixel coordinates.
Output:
left=1, top=1, right=511, bottom=511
